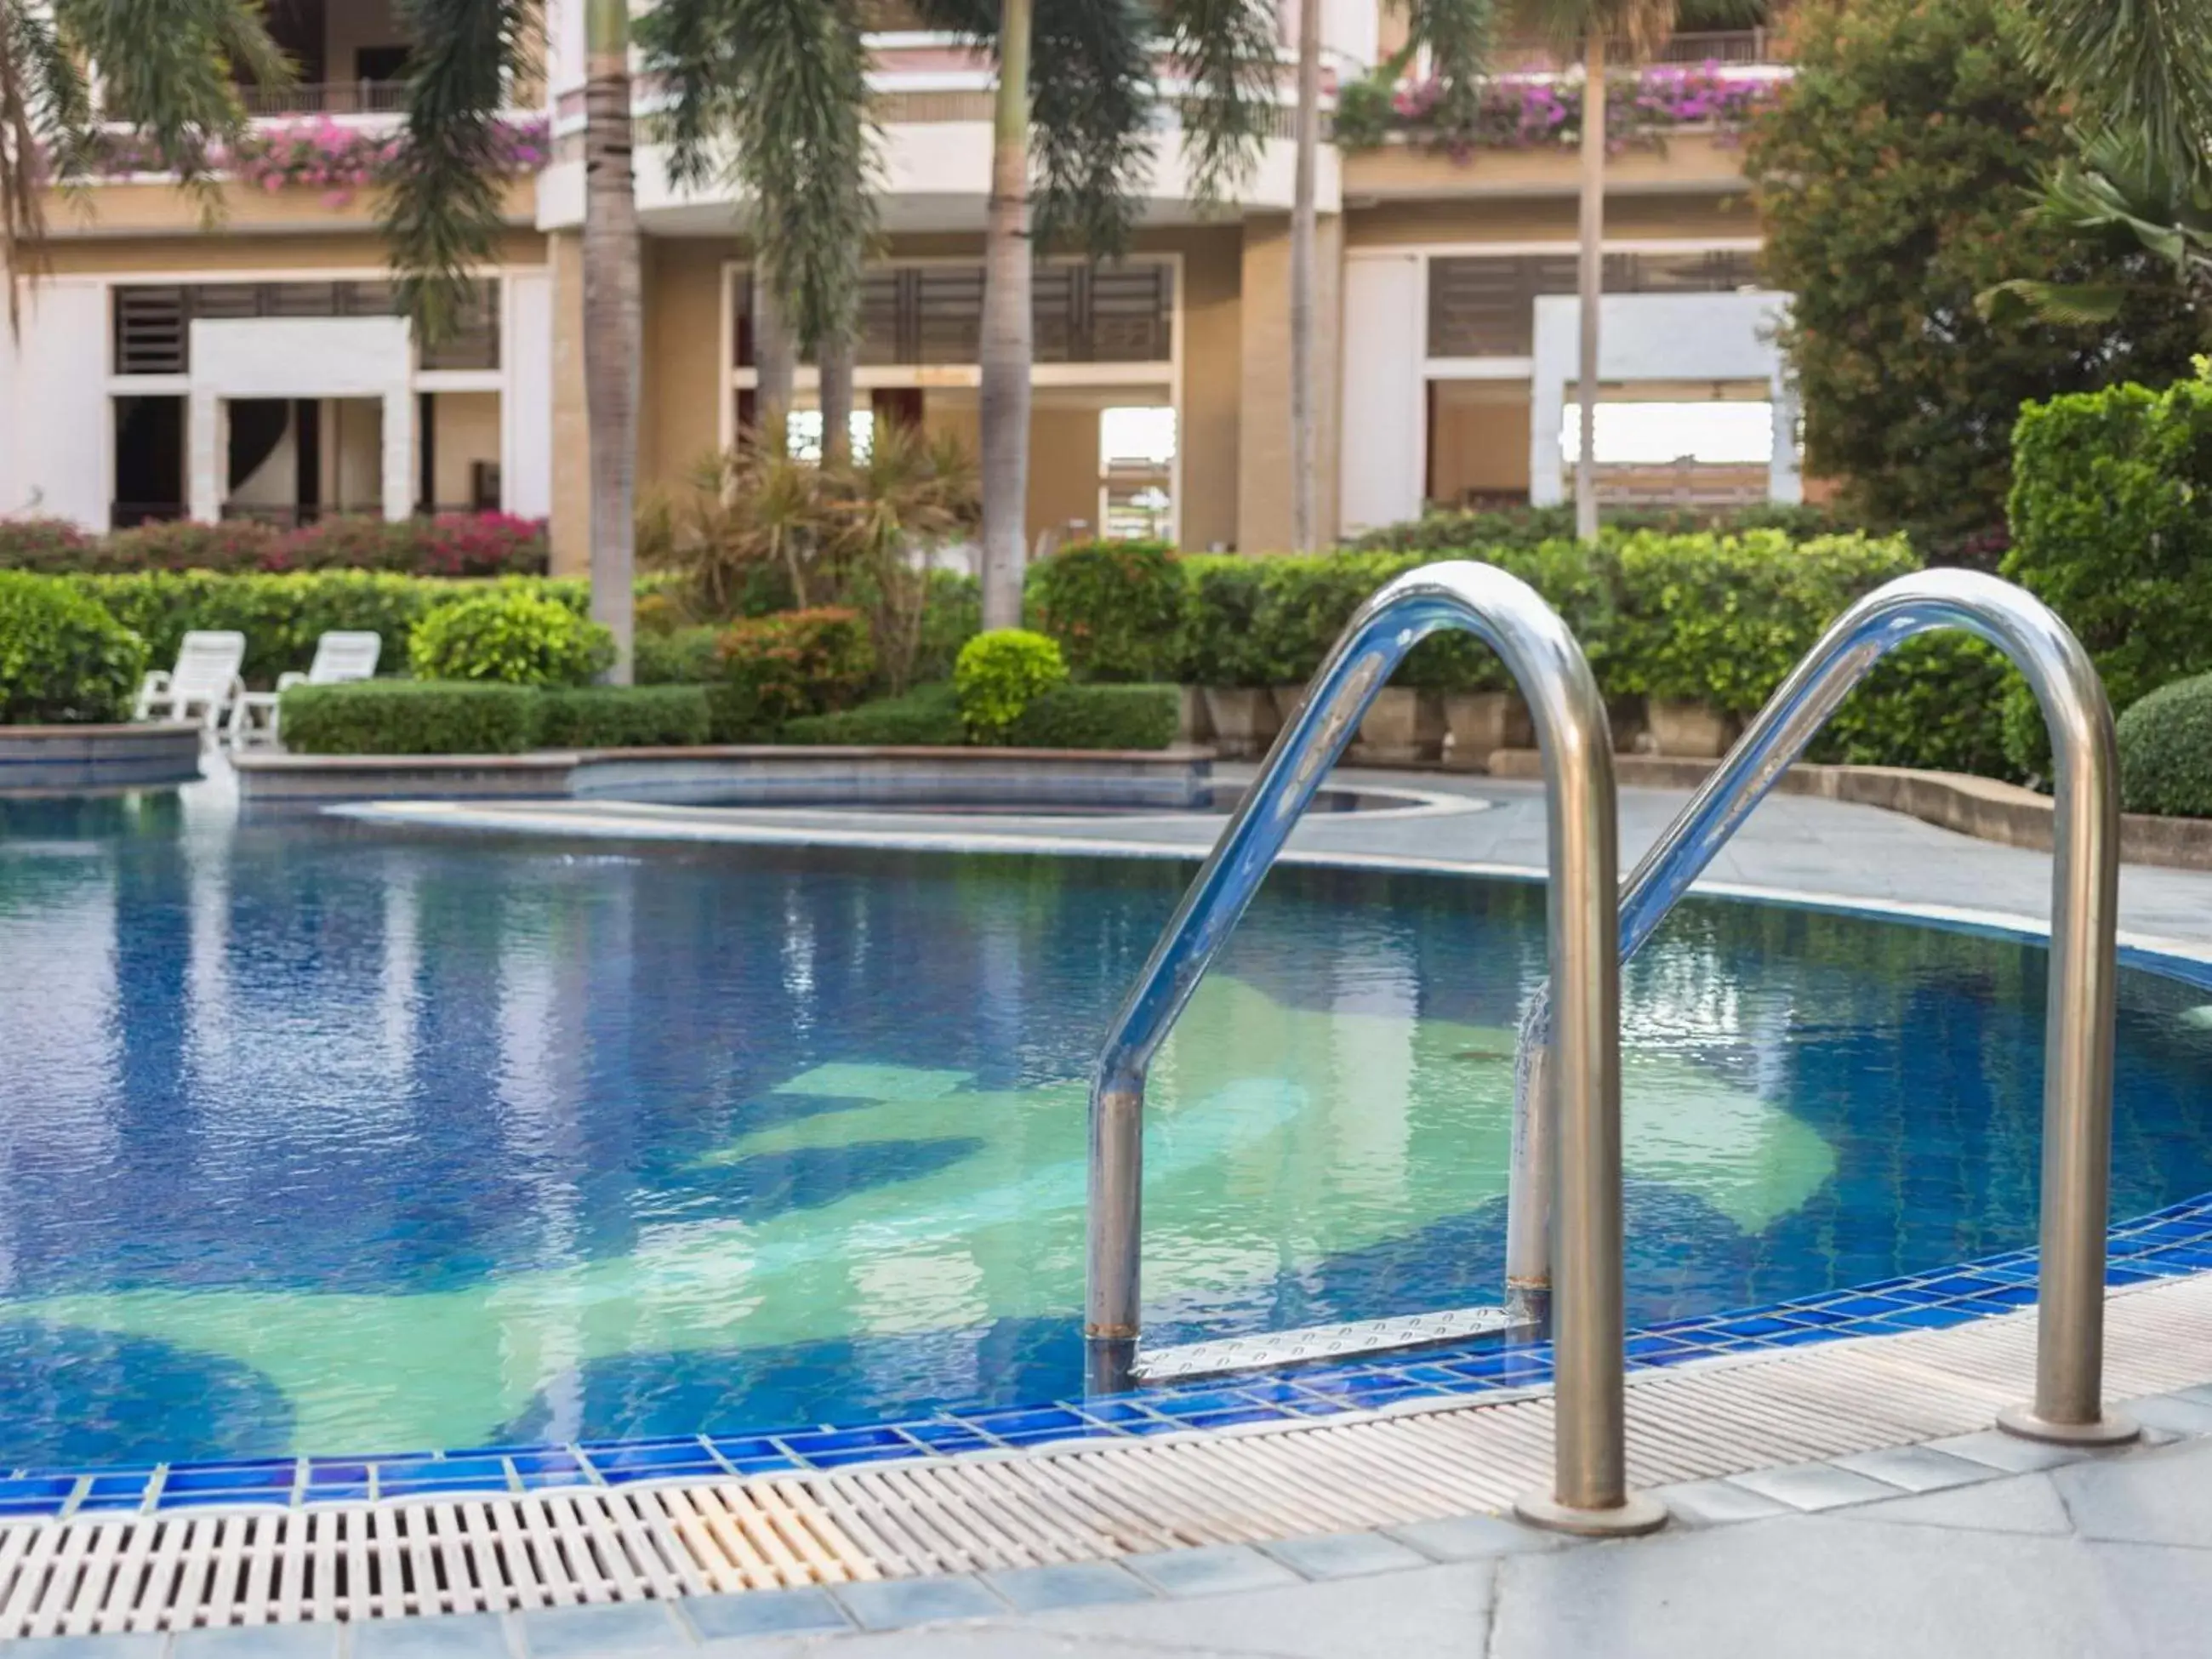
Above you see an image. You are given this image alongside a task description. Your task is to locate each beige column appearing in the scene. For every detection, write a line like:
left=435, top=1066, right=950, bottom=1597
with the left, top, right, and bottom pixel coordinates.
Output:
left=1237, top=213, right=1343, bottom=553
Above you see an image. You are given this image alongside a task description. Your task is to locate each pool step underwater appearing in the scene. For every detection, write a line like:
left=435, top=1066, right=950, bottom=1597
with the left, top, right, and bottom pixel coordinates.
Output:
left=1134, top=1305, right=1525, bottom=1382
left=3, top=1272, right=2209, bottom=1639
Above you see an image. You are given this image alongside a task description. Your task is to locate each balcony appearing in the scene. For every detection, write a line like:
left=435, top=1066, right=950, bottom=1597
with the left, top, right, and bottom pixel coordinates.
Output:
left=237, top=79, right=408, bottom=117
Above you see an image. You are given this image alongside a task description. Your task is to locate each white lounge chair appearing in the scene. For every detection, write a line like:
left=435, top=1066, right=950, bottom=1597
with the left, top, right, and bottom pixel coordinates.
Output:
left=134, top=630, right=247, bottom=739
left=231, top=630, right=383, bottom=746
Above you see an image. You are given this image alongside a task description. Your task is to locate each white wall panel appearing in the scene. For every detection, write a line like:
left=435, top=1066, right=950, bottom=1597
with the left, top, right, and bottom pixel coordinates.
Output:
left=1337, top=254, right=1425, bottom=534
left=3, top=280, right=111, bottom=528
left=505, top=271, right=555, bottom=519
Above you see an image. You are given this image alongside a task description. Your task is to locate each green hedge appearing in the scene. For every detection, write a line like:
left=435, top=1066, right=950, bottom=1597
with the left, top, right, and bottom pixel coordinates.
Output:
left=955, top=629, right=1069, bottom=740
left=278, top=681, right=541, bottom=755
left=1024, top=540, right=1183, bottom=681
left=56, top=572, right=588, bottom=687
left=410, top=590, right=614, bottom=687
left=778, top=680, right=1177, bottom=750
left=781, top=682, right=966, bottom=745
left=0, top=571, right=149, bottom=724
left=2116, top=673, right=2212, bottom=818
left=2003, top=369, right=2212, bottom=778
left=0, top=513, right=547, bottom=577
left=535, top=685, right=712, bottom=749
left=1006, top=682, right=1179, bottom=750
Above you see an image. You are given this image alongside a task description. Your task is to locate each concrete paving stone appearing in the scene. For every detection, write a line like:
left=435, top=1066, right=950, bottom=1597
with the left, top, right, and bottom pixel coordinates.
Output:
left=516, top=1602, right=689, bottom=1659
left=1831, top=1444, right=2001, bottom=1495
left=1485, top=1512, right=2168, bottom=1659
left=1650, top=1478, right=1793, bottom=1526
left=1838, top=1470, right=2076, bottom=1536
left=1385, top=1513, right=1567, bottom=1561
left=1037, top=1560, right=1498, bottom=1658
left=1257, top=1530, right=1429, bottom=1580
left=173, top=1627, right=340, bottom=1659
left=680, top=1586, right=853, bottom=1641
left=2052, top=1435, right=2212, bottom=1549
left=0, top=1639, right=168, bottom=1659
left=2118, top=1393, right=2212, bottom=1438
left=978, top=1563, right=1155, bottom=1615
left=349, top=1612, right=513, bottom=1659
left=1119, top=1544, right=1302, bottom=1599
left=1922, top=1428, right=2095, bottom=1474
left=1724, top=1462, right=1901, bottom=1513
left=833, top=1576, right=1007, bottom=1633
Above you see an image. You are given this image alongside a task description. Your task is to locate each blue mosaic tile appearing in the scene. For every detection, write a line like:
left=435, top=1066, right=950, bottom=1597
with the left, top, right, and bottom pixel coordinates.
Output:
left=163, top=1465, right=294, bottom=1496
left=0, top=1497, right=68, bottom=1517
left=727, top=1454, right=801, bottom=1475
left=778, top=1428, right=908, bottom=1458
left=307, top=1462, right=371, bottom=1485
left=951, top=1406, right=1088, bottom=1437
left=797, top=1445, right=922, bottom=1470
left=0, top=1475, right=77, bottom=1502
left=1178, top=1406, right=1291, bottom=1431
left=584, top=1444, right=718, bottom=1474
left=507, top=1451, right=584, bottom=1477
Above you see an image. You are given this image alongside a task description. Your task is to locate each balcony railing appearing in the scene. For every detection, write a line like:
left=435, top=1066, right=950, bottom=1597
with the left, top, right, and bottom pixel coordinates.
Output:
left=237, top=79, right=408, bottom=118
left=1495, top=29, right=1781, bottom=70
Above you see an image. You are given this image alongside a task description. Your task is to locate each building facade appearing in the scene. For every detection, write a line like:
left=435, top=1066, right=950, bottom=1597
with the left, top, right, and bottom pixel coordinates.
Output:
left=0, top=0, right=1796, bottom=573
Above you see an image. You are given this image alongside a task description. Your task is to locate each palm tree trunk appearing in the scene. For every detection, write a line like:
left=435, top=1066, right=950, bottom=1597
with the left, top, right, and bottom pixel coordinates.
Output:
left=1573, top=28, right=1605, bottom=545
left=978, top=0, right=1034, bottom=631
left=1288, top=0, right=1322, bottom=552
left=820, top=334, right=855, bottom=465
left=583, top=0, right=640, bottom=682
left=753, top=278, right=795, bottom=455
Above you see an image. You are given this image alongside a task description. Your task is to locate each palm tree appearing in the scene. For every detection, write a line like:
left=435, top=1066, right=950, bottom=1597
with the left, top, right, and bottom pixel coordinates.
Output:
left=1288, top=0, right=1490, bottom=551
left=917, top=0, right=1280, bottom=628
left=2, top=0, right=289, bottom=330
left=644, top=0, right=878, bottom=461
left=386, top=0, right=643, bottom=681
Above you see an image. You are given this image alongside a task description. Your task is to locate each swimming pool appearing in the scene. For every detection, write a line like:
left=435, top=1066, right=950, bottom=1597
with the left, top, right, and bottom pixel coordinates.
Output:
left=2, top=793, right=2210, bottom=1473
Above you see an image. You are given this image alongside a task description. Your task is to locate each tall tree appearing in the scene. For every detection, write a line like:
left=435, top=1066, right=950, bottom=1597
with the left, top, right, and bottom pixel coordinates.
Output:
left=919, top=0, right=1278, bottom=626
left=2, top=0, right=289, bottom=329
left=386, top=0, right=641, bottom=681
left=645, top=0, right=879, bottom=461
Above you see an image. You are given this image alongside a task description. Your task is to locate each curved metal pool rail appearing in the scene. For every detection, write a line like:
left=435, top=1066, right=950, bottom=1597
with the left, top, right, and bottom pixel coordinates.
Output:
left=1508, top=567, right=2136, bottom=1446
left=1086, top=559, right=1666, bottom=1535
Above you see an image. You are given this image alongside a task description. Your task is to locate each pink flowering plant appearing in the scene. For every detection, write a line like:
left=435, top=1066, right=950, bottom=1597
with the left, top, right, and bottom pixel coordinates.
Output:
left=1337, top=64, right=1782, bottom=157
left=88, top=117, right=549, bottom=203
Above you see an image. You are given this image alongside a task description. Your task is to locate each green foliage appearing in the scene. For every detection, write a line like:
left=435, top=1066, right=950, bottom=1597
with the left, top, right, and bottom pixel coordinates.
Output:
left=1005, top=682, right=1179, bottom=750
left=911, top=572, right=982, bottom=686
left=716, top=606, right=878, bottom=731
left=633, top=624, right=724, bottom=686
left=11, top=515, right=550, bottom=577
left=409, top=590, right=615, bottom=687
left=1345, top=501, right=1863, bottom=556
left=276, top=681, right=540, bottom=756
left=0, top=572, right=148, bottom=724
left=1807, top=634, right=2027, bottom=776
left=2116, top=672, right=2212, bottom=817
left=2001, top=368, right=2212, bottom=776
left=955, top=630, right=1070, bottom=741
left=533, top=685, right=713, bottom=749
left=1743, top=0, right=2207, bottom=541
left=1610, top=531, right=1918, bottom=714
left=780, top=682, right=967, bottom=746
left=0, top=517, right=99, bottom=571
left=1025, top=539, right=1185, bottom=681
left=1175, top=556, right=1273, bottom=687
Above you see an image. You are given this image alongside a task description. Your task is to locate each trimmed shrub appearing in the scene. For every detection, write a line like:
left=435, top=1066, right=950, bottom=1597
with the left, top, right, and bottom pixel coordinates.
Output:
left=410, top=590, right=615, bottom=687
left=277, top=681, right=540, bottom=755
left=955, top=630, right=1069, bottom=740
left=534, top=685, right=713, bottom=749
left=1176, top=556, right=1271, bottom=687
left=1006, top=682, right=1178, bottom=750
left=634, top=624, right=723, bottom=686
left=716, top=607, right=877, bottom=729
left=1807, top=634, right=2026, bottom=777
left=2002, top=369, right=2212, bottom=778
left=781, top=682, right=967, bottom=746
left=1025, top=539, right=1184, bottom=681
left=105, top=520, right=284, bottom=573
left=911, top=572, right=983, bottom=686
left=0, top=517, right=100, bottom=573
left=2116, top=674, right=2212, bottom=818
left=0, top=572, right=149, bottom=724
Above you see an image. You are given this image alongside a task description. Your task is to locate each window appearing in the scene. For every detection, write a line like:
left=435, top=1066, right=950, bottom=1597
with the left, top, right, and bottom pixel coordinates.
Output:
left=111, top=281, right=499, bottom=375
left=1426, top=250, right=1761, bottom=357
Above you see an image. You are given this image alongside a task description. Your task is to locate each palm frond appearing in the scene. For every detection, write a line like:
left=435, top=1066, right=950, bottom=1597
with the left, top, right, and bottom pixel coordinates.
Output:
left=2009, top=0, right=2212, bottom=192
left=1395, top=0, right=1495, bottom=136
left=1157, top=0, right=1277, bottom=209
left=2038, top=128, right=2212, bottom=277
left=1501, top=0, right=1679, bottom=61
left=383, top=0, right=538, bottom=342
left=1027, top=0, right=1152, bottom=253
left=1975, top=276, right=2131, bottom=327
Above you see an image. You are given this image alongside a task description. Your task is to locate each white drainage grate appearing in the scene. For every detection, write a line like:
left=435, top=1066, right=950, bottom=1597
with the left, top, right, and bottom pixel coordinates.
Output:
left=1135, top=1306, right=1524, bottom=1382
left=3, top=1274, right=2209, bottom=1639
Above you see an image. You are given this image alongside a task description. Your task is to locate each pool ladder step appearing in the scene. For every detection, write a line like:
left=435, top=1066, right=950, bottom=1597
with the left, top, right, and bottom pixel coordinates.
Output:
left=1134, top=1304, right=1527, bottom=1384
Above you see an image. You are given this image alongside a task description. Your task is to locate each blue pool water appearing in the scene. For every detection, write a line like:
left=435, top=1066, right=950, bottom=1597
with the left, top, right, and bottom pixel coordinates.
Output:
left=0, top=793, right=2209, bottom=1471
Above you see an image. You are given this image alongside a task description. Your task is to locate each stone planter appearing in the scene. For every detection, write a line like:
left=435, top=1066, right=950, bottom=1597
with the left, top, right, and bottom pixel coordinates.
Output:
left=1270, top=684, right=1309, bottom=729
left=1348, top=687, right=1445, bottom=767
left=1177, top=686, right=1213, bottom=747
left=0, top=721, right=202, bottom=795
left=1200, top=687, right=1279, bottom=759
left=1647, top=698, right=1737, bottom=759
left=1439, top=692, right=1534, bottom=772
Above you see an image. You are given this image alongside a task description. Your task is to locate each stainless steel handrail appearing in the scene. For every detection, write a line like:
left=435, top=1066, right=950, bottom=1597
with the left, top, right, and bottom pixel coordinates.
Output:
left=1086, top=560, right=1665, bottom=1536
left=1508, top=567, right=2136, bottom=1445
